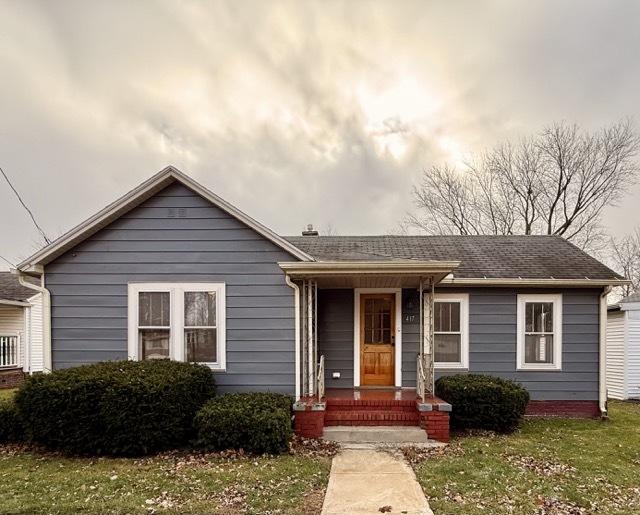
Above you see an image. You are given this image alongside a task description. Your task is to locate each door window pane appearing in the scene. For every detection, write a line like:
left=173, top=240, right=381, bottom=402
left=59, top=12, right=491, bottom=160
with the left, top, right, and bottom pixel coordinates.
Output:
left=434, top=334, right=461, bottom=363
left=364, top=297, right=393, bottom=344
left=185, top=329, right=217, bottom=362
left=184, top=291, right=216, bottom=326
left=139, top=292, right=170, bottom=326
left=139, top=329, right=170, bottom=360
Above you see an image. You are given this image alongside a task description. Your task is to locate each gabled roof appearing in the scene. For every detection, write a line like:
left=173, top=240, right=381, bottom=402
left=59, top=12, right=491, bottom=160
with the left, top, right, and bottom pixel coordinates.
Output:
left=18, top=166, right=313, bottom=270
left=285, top=235, right=624, bottom=282
left=0, top=272, right=38, bottom=303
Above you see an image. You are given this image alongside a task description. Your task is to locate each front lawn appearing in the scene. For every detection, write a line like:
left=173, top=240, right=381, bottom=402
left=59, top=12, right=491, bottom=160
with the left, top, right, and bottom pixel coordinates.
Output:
left=411, top=401, right=640, bottom=514
left=0, top=449, right=331, bottom=514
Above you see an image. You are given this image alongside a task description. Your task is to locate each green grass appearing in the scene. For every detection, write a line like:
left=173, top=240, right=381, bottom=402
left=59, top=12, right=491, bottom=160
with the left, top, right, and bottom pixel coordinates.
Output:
left=414, top=401, right=640, bottom=514
left=0, top=450, right=330, bottom=514
left=0, top=388, right=16, bottom=401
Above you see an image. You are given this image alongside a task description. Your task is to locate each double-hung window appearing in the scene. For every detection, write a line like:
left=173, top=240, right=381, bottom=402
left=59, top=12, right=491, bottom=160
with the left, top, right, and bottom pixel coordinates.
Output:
left=433, top=293, right=469, bottom=369
left=128, top=283, right=226, bottom=370
left=517, top=294, right=562, bottom=370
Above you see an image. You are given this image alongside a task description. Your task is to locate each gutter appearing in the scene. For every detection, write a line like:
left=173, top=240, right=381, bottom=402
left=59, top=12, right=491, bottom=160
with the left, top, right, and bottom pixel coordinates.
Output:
left=0, top=299, right=31, bottom=307
left=285, top=275, right=301, bottom=400
left=12, top=270, right=52, bottom=373
left=599, top=285, right=612, bottom=418
left=440, top=277, right=630, bottom=288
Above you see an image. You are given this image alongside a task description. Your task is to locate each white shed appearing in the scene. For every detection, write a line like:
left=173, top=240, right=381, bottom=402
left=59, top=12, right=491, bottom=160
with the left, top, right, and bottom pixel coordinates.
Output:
left=606, top=292, right=640, bottom=400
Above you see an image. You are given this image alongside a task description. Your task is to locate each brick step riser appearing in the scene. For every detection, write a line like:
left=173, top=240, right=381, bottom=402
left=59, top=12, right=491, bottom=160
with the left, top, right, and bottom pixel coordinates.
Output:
left=325, top=413, right=420, bottom=424
left=325, top=406, right=417, bottom=413
left=324, top=420, right=420, bottom=427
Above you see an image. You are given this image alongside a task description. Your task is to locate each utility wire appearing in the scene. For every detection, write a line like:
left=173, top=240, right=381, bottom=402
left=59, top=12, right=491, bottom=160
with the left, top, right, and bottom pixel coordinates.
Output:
left=0, top=254, right=16, bottom=268
left=0, top=165, right=51, bottom=245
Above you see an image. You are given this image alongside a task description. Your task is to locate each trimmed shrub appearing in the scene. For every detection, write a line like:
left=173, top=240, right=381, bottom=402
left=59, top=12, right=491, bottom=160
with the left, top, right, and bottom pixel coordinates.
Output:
left=436, top=374, right=529, bottom=433
left=195, top=392, right=293, bottom=454
left=15, top=360, right=216, bottom=455
left=0, top=399, right=23, bottom=443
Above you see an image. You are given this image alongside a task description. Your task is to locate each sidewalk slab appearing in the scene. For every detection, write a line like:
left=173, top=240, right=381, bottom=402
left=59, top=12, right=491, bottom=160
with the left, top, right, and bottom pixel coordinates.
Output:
left=321, top=449, right=433, bottom=515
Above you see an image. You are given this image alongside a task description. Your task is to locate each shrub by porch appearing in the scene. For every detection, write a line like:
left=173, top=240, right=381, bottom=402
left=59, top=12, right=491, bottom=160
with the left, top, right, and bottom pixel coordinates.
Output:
left=15, top=360, right=216, bottom=456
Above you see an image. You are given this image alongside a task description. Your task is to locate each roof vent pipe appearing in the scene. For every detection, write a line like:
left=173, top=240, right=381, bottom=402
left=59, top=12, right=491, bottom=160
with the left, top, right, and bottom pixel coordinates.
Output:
left=302, top=224, right=319, bottom=236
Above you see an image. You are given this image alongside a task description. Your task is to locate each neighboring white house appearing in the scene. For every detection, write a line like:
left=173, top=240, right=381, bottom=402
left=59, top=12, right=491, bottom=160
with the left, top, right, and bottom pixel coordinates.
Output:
left=606, top=292, right=640, bottom=400
left=0, top=272, right=44, bottom=384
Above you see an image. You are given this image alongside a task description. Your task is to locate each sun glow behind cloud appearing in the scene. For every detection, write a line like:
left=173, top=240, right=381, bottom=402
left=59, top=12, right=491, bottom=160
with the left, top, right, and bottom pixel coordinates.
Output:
left=357, top=75, right=443, bottom=160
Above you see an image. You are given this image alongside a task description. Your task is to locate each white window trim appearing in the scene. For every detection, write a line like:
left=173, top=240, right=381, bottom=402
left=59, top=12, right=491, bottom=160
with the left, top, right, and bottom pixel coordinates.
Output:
left=517, top=293, right=562, bottom=371
left=434, top=293, right=469, bottom=370
left=127, top=282, right=226, bottom=370
left=353, top=288, right=403, bottom=388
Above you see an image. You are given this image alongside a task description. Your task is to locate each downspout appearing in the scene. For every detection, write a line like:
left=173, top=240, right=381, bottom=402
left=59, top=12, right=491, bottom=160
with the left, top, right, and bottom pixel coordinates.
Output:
left=285, top=275, right=301, bottom=400
left=599, top=285, right=612, bottom=418
left=14, top=270, right=52, bottom=373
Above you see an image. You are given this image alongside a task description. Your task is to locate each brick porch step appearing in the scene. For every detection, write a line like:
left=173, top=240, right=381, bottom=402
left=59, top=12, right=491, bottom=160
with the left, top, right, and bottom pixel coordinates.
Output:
left=325, top=398, right=417, bottom=411
left=324, top=409, right=420, bottom=426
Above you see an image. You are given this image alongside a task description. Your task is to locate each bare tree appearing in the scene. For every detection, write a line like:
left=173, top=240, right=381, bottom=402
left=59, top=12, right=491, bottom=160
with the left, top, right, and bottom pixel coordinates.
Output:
left=609, top=228, right=640, bottom=298
left=407, top=120, right=640, bottom=250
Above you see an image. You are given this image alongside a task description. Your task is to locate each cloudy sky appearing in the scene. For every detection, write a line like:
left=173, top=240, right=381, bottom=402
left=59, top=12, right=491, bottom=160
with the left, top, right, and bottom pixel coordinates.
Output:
left=2, top=0, right=640, bottom=268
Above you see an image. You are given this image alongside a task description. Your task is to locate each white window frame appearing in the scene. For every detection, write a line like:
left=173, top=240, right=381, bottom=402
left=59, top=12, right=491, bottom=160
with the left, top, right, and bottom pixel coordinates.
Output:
left=517, top=293, right=562, bottom=371
left=127, top=282, right=226, bottom=370
left=434, top=293, right=469, bottom=370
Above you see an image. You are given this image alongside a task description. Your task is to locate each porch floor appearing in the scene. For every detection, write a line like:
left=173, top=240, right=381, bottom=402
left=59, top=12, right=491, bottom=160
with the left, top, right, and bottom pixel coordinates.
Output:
left=299, top=387, right=444, bottom=405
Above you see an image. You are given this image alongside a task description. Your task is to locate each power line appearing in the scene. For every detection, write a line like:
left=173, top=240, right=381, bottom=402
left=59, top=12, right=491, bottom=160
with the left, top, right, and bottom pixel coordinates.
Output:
left=0, top=166, right=51, bottom=245
left=0, top=254, right=16, bottom=268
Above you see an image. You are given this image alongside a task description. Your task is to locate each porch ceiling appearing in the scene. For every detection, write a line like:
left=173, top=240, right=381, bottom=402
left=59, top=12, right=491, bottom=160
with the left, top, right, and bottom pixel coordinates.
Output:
left=278, top=260, right=460, bottom=288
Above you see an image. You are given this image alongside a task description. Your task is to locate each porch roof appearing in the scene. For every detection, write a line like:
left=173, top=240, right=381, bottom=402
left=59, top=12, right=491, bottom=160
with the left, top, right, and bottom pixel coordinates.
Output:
left=278, top=260, right=459, bottom=288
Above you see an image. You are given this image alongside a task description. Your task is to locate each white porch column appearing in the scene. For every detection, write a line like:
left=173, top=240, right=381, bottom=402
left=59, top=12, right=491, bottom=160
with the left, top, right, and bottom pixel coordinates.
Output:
left=422, top=278, right=435, bottom=395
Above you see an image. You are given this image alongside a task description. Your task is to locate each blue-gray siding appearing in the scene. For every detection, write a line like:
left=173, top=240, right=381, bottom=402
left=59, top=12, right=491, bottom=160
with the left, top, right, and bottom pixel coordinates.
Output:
left=317, top=289, right=354, bottom=388
left=319, top=287, right=601, bottom=400
left=45, top=182, right=297, bottom=394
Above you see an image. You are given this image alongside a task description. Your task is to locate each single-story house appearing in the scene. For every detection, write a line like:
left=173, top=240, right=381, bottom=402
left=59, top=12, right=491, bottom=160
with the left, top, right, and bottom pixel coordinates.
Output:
left=0, top=272, right=44, bottom=387
left=606, top=293, right=640, bottom=400
left=13, top=167, right=626, bottom=440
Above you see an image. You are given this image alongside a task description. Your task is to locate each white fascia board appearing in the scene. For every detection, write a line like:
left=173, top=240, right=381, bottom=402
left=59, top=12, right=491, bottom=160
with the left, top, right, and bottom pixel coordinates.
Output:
left=439, top=277, right=629, bottom=287
left=278, top=260, right=461, bottom=276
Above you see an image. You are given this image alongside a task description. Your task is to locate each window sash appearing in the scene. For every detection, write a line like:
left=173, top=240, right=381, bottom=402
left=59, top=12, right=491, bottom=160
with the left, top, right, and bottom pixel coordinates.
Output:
left=433, top=296, right=468, bottom=369
left=517, top=294, right=562, bottom=371
left=128, top=283, right=226, bottom=370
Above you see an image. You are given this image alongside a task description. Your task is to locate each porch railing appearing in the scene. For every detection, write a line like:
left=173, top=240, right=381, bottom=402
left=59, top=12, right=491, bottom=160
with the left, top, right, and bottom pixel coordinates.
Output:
left=316, top=355, right=325, bottom=402
left=416, top=353, right=428, bottom=402
left=0, top=335, right=19, bottom=368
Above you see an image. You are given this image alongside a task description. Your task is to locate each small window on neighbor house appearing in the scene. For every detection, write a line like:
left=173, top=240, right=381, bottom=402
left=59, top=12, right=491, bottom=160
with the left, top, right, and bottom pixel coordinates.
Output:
left=517, top=294, right=562, bottom=370
left=434, top=294, right=469, bottom=369
left=128, top=283, right=226, bottom=369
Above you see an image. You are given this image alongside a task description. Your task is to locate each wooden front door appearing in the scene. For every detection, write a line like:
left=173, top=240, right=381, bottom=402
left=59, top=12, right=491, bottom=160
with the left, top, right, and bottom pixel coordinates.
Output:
left=360, top=293, right=395, bottom=386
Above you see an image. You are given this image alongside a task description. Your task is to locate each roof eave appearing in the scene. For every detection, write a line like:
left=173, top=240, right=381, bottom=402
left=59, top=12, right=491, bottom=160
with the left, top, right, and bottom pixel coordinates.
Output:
left=439, top=277, right=630, bottom=287
left=278, top=260, right=461, bottom=277
left=18, top=166, right=313, bottom=270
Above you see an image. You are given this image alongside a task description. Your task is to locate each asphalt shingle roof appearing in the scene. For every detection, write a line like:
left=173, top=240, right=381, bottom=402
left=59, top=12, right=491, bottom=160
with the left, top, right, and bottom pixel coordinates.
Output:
left=0, top=272, right=38, bottom=302
left=620, top=292, right=640, bottom=304
left=284, top=235, right=623, bottom=280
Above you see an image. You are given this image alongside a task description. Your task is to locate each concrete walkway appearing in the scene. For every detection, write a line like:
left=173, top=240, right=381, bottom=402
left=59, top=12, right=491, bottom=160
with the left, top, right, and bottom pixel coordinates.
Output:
left=321, top=449, right=433, bottom=515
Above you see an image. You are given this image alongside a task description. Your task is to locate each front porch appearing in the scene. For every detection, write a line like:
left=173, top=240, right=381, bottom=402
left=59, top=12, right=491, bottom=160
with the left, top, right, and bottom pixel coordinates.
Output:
left=280, top=260, right=459, bottom=443
left=294, top=388, right=451, bottom=442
